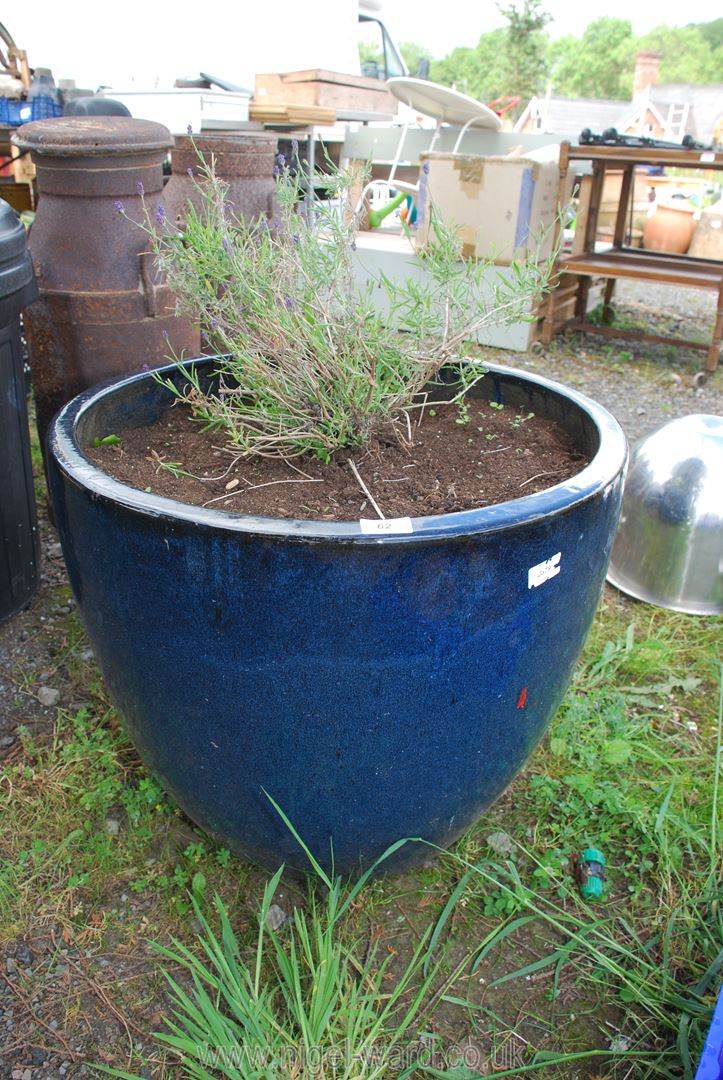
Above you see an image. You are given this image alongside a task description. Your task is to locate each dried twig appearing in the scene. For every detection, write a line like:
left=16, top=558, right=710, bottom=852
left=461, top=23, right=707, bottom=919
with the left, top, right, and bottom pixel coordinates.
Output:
left=519, top=470, right=561, bottom=488
left=0, top=971, right=80, bottom=1059
left=55, top=942, right=148, bottom=1061
left=202, top=477, right=322, bottom=508
left=348, top=460, right=385, bottom=519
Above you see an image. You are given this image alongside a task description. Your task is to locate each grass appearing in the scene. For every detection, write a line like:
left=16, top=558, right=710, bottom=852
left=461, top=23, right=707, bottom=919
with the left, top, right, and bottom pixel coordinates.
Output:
left=2, top=571, right=721, bottom=1075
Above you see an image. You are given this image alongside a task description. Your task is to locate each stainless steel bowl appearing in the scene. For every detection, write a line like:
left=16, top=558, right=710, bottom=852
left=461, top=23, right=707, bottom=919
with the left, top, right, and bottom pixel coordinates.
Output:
left=607, top=414, right=723, bottom=615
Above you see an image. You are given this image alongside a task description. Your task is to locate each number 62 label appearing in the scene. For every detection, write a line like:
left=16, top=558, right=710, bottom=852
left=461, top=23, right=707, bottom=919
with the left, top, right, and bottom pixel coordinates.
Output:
left=360, top=517, right=414, bottom=535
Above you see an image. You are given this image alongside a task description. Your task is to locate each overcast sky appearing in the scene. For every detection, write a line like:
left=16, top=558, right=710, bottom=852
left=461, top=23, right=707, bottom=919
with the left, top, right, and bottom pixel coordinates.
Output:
left=7, top=0, right=722, bottom=90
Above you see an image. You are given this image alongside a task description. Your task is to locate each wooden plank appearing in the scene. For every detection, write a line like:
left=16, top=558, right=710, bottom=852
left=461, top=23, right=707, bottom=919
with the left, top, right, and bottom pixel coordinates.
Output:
left=561, top=252, right=722, bottom=289
left=264, top=69, right=391, bottom=91
left=566, top=144, right=723, bottom=170
left=249, top=103, right=337, bottom=125
left=584, top=249, right=721, bottom=271
left=255, top=70, right=397, bottom=114
left=574, top=322, right=710, bottom=352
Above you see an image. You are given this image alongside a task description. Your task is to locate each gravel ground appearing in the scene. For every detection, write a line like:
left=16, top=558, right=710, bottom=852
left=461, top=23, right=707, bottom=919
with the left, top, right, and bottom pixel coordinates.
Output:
left=505, top=279, right=723, bottom=445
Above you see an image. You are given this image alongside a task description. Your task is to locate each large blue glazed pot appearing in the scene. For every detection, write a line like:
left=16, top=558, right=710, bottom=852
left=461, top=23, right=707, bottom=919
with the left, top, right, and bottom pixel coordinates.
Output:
left=48, top=359, right=627, bottom=875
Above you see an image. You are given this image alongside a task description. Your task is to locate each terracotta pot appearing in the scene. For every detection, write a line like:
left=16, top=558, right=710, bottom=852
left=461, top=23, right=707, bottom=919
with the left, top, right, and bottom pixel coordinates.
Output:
left=643, top=203, right=696, bottom=254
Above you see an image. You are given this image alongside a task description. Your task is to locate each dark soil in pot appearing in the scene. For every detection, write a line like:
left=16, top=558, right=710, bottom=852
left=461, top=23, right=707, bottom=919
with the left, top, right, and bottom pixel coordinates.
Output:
left=86, top=398, right=588, bottom=520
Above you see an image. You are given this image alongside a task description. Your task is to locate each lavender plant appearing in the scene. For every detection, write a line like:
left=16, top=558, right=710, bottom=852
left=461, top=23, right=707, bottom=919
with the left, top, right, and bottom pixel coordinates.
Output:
left=137, top=147, right=554, bottom=461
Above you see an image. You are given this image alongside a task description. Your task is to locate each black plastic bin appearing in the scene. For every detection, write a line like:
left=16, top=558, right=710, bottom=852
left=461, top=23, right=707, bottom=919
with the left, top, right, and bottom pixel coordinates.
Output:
left=0, top=202, right=39, bottom=623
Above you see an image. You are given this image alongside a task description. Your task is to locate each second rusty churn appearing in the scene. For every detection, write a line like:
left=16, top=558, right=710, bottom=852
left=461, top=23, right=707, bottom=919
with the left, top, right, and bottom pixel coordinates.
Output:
left=164, top=133, right=279, bottom=228
left=13, top=116, right=200, bottom=454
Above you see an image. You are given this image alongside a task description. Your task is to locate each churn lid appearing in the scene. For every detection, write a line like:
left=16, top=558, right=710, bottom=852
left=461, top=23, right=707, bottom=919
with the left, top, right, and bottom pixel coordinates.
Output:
left=12, top=116, right=172, bottom=157
left=0, top=201, right=36, bottom=302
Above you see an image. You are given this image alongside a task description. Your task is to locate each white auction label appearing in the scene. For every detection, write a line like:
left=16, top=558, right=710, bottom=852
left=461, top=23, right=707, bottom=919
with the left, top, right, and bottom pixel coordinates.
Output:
left=528, top=552, right=562, bottom=588
left=359, top=517, right=414, bottom=534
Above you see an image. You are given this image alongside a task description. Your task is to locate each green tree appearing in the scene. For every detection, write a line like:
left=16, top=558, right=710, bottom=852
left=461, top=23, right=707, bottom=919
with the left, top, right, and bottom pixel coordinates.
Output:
left=638, top=24, right=723, bottom=84
left=430, top=2, right=551, bottom=113
left=548, top=18, right=636, bottom=99
left=427, top=13, right=722, bottom=111
left=359, top=41, right=383, bottom=70
left=497, top=0, right=551, bottom=104
left=694, top=17, right=723, bottom=51
left=398, top=41, right=433, bottom=78
left=430, top=31, right=510, bottom=101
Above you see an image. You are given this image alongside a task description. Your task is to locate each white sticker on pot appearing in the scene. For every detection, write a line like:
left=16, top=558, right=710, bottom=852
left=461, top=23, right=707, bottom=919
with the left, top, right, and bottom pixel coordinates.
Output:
left=359, top=517, right=414, bottom=535
left=528, top=552, right=561, bottom=588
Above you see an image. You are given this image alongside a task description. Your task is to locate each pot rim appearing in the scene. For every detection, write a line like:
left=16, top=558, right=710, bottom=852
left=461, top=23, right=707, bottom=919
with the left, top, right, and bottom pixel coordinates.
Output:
left=49, top=358, right=627, bottom=543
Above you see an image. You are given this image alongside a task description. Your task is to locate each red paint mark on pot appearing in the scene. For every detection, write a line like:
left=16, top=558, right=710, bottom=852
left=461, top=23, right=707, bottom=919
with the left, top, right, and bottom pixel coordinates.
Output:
left=517, top=687, right=527, bottom=709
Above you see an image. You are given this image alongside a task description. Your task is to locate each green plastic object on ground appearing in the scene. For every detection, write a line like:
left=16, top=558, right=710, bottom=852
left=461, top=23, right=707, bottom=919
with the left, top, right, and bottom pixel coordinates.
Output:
left=579, top=847, right=606, bottom=900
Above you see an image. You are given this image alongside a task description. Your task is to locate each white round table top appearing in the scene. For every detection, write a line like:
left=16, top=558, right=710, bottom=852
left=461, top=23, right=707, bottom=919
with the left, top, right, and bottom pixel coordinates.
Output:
left=387, top=77, right=502, bottom=130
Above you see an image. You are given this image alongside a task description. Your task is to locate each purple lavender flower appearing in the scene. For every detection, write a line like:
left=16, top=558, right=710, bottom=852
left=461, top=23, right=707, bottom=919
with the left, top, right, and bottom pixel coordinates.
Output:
left=187, top=167, right=194, bottom=177
left=211, top=318, right=220, bottom=330
left=114, top=200, right=124, bottom=213
left=291, top=138, right=299, bottom=156
left=161, top=329, right=169, bottom=340
left=422, top=162, right=430, bottom=175
left=141, top=362, right=150, bottom=372
left=276, top=152, right=286, bottom=167
left=187, top=124, right=193, bottom=135
left=155, top=203, right=166, bottom=226
left=136, top=180, right=144, bottom=196
left=292, top=234, right=300, bottom=245
left=222, top=237, right=231, bottom=253
left=273, top=165, right=280, bottom=177
left=283, top=297, right=295, bottom=311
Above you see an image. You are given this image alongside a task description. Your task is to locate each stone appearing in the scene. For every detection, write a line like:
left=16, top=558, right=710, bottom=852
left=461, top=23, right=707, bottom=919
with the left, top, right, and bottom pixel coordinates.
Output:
left=37, top=687, right=60, bottom=707
left=15, top=945, right=33, bottom=967
left=486, top=830, right=516, bottom=856
left=266, top=904, right=287, bottom=931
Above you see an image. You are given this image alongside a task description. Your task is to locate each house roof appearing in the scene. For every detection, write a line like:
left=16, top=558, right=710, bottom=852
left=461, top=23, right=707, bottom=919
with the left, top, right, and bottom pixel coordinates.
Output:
left=514, top=96, right=631, bottom=138
left=515, top=86, right=723, bottom=144
left=649, top=84, right=723, bottom=142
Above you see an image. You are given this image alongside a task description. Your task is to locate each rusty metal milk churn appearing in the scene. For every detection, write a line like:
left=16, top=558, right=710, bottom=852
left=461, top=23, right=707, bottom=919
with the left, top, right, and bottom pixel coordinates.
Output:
left=13, top=117, right=200, bottom=453
left=164, top=133, right=278, bottom=227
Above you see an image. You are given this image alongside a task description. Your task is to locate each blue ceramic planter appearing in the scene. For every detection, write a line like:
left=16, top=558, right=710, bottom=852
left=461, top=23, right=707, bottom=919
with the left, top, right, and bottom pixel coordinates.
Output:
left=48, top=360, right=627, bottom=875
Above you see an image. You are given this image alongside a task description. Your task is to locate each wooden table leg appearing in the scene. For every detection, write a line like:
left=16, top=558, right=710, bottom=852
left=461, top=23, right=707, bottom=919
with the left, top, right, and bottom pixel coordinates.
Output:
left=574, top=277, right=590, bottom=323
left=612, top=166, right=634, bottom=249
left=706, top=276, right=723, bottom=373
left=541, top=141, right=572, bottom=346
left=602, top=278, right=617, bottom=324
